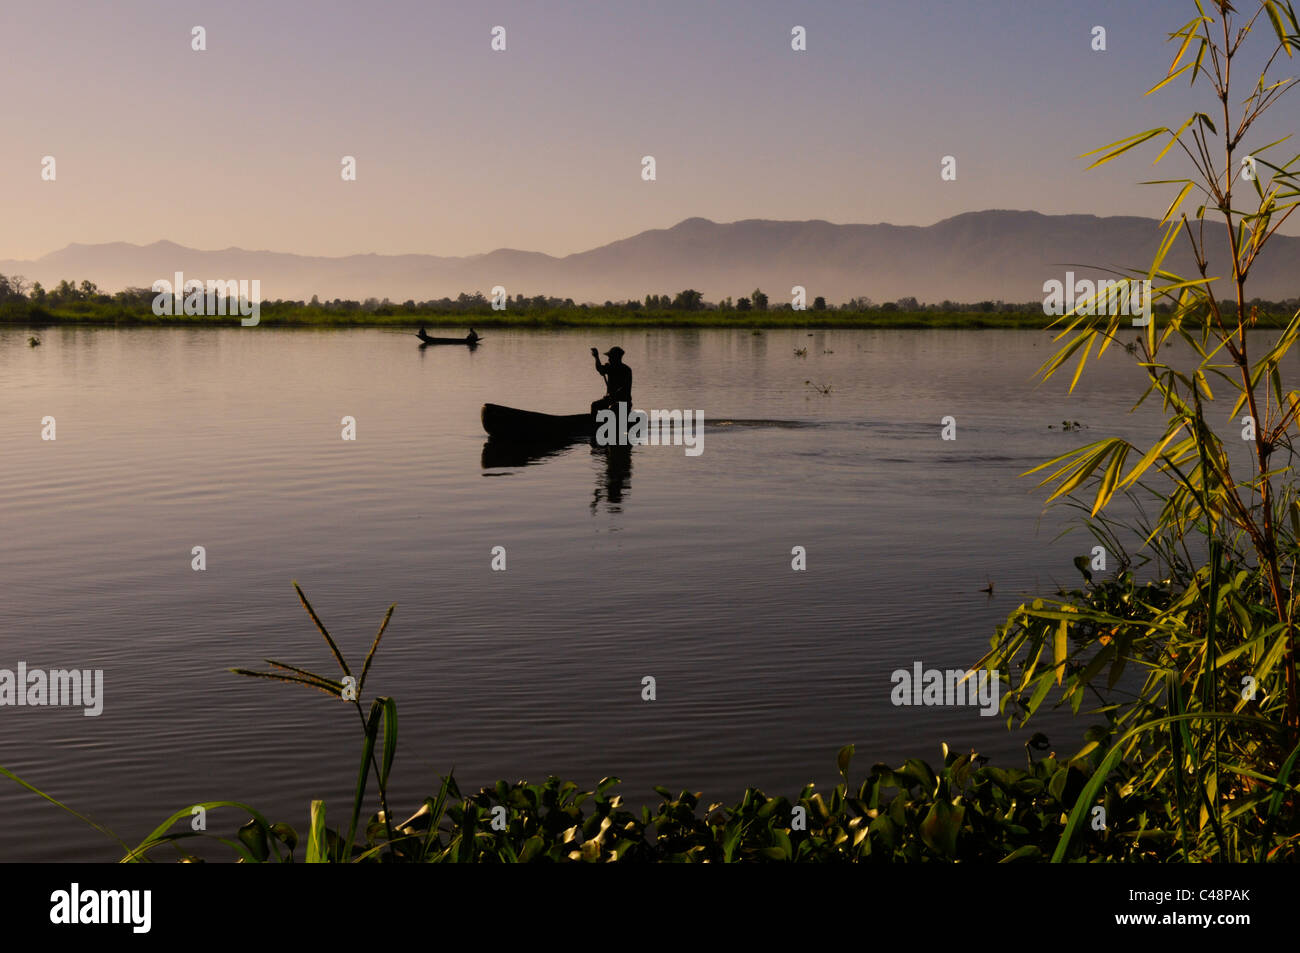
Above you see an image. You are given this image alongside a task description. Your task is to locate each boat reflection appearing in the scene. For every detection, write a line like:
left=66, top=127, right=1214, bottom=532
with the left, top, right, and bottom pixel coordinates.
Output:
left=480, top=437, right=581, bottom=468
left=480, top=437, right=633, bottom=512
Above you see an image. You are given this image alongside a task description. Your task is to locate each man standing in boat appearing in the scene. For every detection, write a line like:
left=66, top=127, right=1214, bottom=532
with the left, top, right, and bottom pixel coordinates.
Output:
left=591, top=346, right=632, bottom=422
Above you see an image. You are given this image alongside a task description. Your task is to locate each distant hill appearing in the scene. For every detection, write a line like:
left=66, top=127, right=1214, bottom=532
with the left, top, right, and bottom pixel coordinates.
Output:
left=3, top=211, right=1297, bottom=304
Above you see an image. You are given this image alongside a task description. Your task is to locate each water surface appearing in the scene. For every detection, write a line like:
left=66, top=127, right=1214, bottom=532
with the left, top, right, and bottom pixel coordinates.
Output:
left=0, top=326, right=1211, bottom=860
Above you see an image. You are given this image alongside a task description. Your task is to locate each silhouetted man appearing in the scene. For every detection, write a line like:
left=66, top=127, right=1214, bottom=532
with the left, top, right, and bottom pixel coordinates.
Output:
left=591, top=346, right=632, bottom=418
left=466, top=328, right=480, bottom=344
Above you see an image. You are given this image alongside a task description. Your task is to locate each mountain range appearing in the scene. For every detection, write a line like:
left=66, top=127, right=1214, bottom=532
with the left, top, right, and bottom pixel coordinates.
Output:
left=3, top=210, right=1297, bottom=304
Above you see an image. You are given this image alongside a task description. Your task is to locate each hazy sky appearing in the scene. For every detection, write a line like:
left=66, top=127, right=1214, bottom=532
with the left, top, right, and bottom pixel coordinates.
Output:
left=3, top=0, right=1298, bottom=260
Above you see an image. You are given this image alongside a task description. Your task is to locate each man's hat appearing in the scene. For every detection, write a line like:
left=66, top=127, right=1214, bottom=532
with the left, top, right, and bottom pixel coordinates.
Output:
left=605, top=346, right=625, bottom=357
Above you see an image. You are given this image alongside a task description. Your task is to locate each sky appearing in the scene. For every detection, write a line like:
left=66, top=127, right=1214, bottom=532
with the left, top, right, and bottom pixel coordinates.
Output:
left=2, top=0, right=1298, bottom=260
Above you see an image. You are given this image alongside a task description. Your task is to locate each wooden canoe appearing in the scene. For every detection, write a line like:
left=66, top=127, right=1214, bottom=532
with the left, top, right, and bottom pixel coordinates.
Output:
left=417, top=331, right=480, bottom=346
left=481, top=403, right=593, bottom=441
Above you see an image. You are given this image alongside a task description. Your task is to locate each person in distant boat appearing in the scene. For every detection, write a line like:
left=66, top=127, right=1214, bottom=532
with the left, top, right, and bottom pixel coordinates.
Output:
left=591, top=346, right=632, bottom=418
left=466, top=328, right=480, bottom=344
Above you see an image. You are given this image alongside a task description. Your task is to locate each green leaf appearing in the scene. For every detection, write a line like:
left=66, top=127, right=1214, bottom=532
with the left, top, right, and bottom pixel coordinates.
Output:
left=1052, top=713, right=1283, bottom=862
left=1081, top=129, right=1166, bottom=170
left=306, top=801, right=328, bottom=863
left=344, top=702, right=383, bottom=861
left=121, top=800, right=279, bottom=863
left=518, top=835, right=545, bottom=862
left=1146, top=63, right=1193, bottom=96
left=1161, top=181, right=1196, bottom=224
left=270, top=822, right=298, bottom=853
left=238, top=819, right=270, bottom=863
left=919, top=799, right=964, bottom=857
left=1000, top=844, right=1043, bottom=863
left=0, top=764, right=130, bottom=854
left=596, top=776, right=621, bottom=798
left=837, top=744, right=855, bottom=781
left=1264, top=1, right=1293, bottom=56
left=1054, top=620, right=1069, bottom=686
left=379, top=696, right=398, bottom=790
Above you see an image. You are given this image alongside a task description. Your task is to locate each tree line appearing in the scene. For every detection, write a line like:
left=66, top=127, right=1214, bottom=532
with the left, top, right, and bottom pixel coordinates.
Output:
left=3, top=273, right=1298, bottom=318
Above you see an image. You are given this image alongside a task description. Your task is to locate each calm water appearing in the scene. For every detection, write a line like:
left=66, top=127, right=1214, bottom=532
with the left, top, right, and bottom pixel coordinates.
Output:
left=0, top=325, right=1209, bottom=860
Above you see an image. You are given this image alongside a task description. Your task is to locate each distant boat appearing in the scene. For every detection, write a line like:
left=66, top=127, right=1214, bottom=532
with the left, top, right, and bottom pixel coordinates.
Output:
left=417, top=330, right=480, bottom=347
left=481, top=403, right=592, bottom=441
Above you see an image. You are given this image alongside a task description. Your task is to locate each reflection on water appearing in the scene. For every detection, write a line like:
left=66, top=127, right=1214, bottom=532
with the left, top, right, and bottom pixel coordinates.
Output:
left=591, top=444, right=632, bottom=513
left=481, top=438, right=580, bottom=468
left=0, top=324, right=1193, bottom=861
left=480, top=437, right=634, bottom=513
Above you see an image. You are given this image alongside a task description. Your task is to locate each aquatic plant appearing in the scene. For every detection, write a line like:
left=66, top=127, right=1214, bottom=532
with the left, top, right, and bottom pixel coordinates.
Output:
left=979, top=0, right=1300, bottom=862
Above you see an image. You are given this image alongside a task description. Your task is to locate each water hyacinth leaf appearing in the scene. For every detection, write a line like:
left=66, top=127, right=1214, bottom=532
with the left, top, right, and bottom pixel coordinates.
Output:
left=516, top=835, right=543, bottom=863
left=270, top=822, right=298, bottom=853
left=238, top=819, right=270, bottom=863
left=837, top=744, right=855, bottom=780
left=596, top=776, right=621, bottom=799
left=869, top=814, right=897, bottom=850
left=919, top=799, right=963, bottom=857
left=1000, top=844, right=1043, bottom=863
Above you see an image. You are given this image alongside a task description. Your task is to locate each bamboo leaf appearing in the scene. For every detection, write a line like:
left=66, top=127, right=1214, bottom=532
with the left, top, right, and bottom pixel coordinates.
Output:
left=1054, top=620, right=1068, bottom=686
left=1147, top=63, right=1194, bottom=96
left=1082, top=129, right=1166, bottom=170
left=1161, top=181, right=1197, bottom=224
left=1069, top=331, right=1095, bottom=393
left=1093, top=442, right=1130, bottom=514
left=1265, top=1, right=1293, bottom=55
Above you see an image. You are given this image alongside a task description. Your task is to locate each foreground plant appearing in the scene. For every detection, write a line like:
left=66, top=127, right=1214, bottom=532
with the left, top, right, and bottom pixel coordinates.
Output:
left=978, top=0, right=1300, bottom=862
left=230, top=581, right=398, bottom=860
left=0, top=581, right=1266, bottom=862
